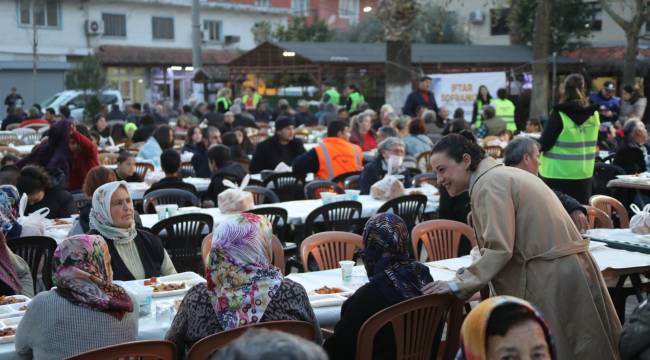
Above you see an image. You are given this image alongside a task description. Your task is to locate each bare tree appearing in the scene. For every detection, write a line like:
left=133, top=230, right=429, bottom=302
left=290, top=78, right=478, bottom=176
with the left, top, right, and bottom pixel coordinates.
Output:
left=530, top=0, right=552, bottom=118
left=600, top=0, right=649, bottom=85
left=376, top=0, right=419, bottom=111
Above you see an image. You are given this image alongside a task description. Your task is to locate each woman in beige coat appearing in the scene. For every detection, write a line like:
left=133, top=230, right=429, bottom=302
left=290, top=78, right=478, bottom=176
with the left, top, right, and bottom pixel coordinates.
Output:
left=424, top=132, right=621, bottom=360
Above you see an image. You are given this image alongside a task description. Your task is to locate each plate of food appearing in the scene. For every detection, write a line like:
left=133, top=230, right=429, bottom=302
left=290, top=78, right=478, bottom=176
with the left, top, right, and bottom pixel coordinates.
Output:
left=307, top=286, right=353, bottom=302
left=0, top=296, right=30, bottom=320
left=0, top=317, right=21, bottom=344
left=142, top=272, right=206, bottom=298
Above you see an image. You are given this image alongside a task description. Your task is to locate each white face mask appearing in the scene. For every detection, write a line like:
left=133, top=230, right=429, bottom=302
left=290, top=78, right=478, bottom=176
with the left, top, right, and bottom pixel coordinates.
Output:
left=387, top=154, right=403, bottom=170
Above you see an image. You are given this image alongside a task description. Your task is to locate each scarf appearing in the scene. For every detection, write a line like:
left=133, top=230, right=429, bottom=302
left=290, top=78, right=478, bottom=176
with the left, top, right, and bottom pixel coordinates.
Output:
left=0, top=231, right=21, bottom=295
left=89, top=181, right=137, bottom=244
left=53, top=234, right=134, bottom=320
left=456, top=296, right=557, bottom=360
left=358, top=213, right=432, bottom=303
left=206, top=213, right=283, bottom=330
left=0, top=186, right=19, bottom=234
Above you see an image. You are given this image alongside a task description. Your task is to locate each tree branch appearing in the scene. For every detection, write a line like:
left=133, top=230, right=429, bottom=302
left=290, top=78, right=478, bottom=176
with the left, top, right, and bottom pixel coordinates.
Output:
left=600, top=0, right=630, bottom=29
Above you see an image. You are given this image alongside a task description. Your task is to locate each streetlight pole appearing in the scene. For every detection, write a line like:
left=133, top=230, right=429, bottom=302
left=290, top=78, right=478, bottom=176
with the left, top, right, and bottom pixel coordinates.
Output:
left=191, top=0, right=202, bottom=71
left=32, top=0, right=39, bottom=106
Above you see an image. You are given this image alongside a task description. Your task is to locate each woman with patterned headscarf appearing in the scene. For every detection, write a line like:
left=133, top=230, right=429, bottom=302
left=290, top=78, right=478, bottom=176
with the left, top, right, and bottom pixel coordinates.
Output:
left=457, top=296, right=557, bottom=360
left=0, top=185, right=34, bottom=297
left=324, top=213, right=433, bottom=360
left=15, top=235, right=138, bottom=360
left=165, top=213, right=319, bottom=357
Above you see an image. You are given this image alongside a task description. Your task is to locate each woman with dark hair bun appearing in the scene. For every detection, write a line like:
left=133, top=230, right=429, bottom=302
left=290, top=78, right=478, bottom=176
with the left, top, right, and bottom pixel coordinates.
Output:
left=423, top=131, right=621, bottom=359
left=538, top=73, right=599, bottom=204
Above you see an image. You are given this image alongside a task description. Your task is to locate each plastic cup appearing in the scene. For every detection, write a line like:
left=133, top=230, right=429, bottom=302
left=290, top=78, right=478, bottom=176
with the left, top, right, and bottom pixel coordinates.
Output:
left=345, top=190, right=360, bottom=201
left=339, top=260, right=355, bottom=282
left=321, top=192, right=335, bottom=205
left=155, top=205, right=168, bottom=221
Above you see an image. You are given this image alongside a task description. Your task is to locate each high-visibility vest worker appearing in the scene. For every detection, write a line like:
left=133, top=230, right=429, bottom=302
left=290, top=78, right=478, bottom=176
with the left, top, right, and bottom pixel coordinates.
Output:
left=348, top=91, right=365, bottom=112
left=242, top=93, right=262, bottom=110
left=314, top=137, right=363, bottom=179
left=216, top=97, right=232, bottom=113
left=474, top=99, right=486, bottom=128
left=491, top=97, right=516, bottom=132
left=324, top=87, right=340, bottom=106
left=539, top=111, right=599, bottom=180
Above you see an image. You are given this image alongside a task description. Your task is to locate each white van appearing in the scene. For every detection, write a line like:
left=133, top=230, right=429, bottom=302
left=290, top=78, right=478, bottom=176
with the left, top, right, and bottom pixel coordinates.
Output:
left=41, top=89, right=124, bottom=122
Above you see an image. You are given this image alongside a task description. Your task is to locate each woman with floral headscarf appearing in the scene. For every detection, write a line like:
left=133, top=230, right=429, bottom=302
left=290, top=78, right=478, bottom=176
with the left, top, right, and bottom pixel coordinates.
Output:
left=165, top=213, right=319, bottom=357
left=0, top=185, right=34, bottom=297
left=15, top=235, right=138, bottom=360
left=324, top=213, right=433, bottom=360
left=89, top=181, right=176, bottom=281
left=457, top=296, right=556, bottom=360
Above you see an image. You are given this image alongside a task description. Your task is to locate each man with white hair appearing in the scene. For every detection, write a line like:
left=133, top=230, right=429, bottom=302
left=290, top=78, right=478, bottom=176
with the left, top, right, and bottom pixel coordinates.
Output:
left=504, top=136, right=589, bottom=232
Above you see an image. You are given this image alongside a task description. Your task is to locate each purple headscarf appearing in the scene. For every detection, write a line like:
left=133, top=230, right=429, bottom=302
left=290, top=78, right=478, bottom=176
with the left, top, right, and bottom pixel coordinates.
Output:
left=17, top=120, right=72, bottom=179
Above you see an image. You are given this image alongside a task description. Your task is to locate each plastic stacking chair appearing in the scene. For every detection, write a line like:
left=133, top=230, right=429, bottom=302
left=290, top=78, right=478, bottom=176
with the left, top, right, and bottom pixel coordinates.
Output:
left=331, top=171, right=362, bottom=186
left=151, top=213, right=213, bottom=274
left=262, top=172, right=305, bottom=202
left=304, top=180, right=345, bottom=200
left=376, top=194, right=428, bottom=232
left=300, top=231, right=363, bottom=272
left=303, top=200, right=362, bottom=237
left=186, top=320, right=316, bottom=360
left=589, top=195, right=630, bottom=228
left=345, top=175, right=361, bottom=190
left=585, top=205, right=614, bottom=229
left=7, top=236, right=57, bottom=293
left=134, top=162, right=154, bottom=179
left=271, top=235, right=285, bottom=274
left=416, top=151, right=433, bottom=173
left=180, top=161, right=196, bottom=177
left=411, top=220, right=477, bottom=262
left=244, top=186, right=280, bottom=205
left=65, top=340, right=176, bottom=360
left=356, top=294, right=463, bottom=360
left=143, top=188, right=200, bottom=214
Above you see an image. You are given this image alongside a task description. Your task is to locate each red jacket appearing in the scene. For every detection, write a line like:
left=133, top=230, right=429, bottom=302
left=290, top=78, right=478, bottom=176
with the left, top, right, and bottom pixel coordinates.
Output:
left=69, top=131, right=99, bottom=191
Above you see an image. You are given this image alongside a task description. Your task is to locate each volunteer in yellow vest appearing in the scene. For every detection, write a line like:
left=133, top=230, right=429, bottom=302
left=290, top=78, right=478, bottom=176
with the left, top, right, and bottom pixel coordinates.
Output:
left=292, top=120, right=363, bottom=180
left=215, top=87, right=232, bottom=114
left=491, top=88, right=516, bottom=132
left=242, top=86, right=262, bottom=111
left=472, top=85, right=492, bottom=129
left=539, top=73, right=600, bottom=204
left=321, top=80, right=340, bottom=107
left=345, top=84, right=365, bottom=113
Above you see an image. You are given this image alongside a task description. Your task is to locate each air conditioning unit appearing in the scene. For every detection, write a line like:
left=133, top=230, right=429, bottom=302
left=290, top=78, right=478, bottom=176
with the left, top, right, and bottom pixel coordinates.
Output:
left=469, top=10, right=485, bottom=25
left=85, top=19, right=104, bottom=35
left=224, top=35, right=240, bottom=44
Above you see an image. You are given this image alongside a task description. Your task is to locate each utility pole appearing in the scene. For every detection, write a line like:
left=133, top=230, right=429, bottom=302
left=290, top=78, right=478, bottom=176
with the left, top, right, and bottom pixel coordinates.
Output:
left=191, top=0, right=202, bottom=70
left=32, top=0, right=39, bottom=106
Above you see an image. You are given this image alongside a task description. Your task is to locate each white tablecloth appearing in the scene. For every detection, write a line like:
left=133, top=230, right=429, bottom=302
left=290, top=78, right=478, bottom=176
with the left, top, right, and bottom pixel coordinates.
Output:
left=9, top=145, right=33, bottom=155
left=139, top=190, right=439, bottom=229
left=586, top=228, right=650, bottom=253
left=125, top=179, right=211, bottom=200
left=250, top=173, right=315, bottom=183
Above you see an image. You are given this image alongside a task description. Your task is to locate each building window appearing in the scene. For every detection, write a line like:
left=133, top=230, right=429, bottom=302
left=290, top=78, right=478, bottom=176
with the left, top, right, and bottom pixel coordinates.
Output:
left=102, top=13, right=126, bottom=37
left=292, top=0, right=309, bottom=16
left=152, top=16, right=174, bottom=40
left=490, top=8, right=510, bottom=35
left=585, top=2, right=602, bottom=31
left=18, top=0, right=59, bottom=27
left=203, top=20, right=222, bottom=42
left=339, top=0, right=359, bottom=20
left=256, top=0, right=270, bottom=7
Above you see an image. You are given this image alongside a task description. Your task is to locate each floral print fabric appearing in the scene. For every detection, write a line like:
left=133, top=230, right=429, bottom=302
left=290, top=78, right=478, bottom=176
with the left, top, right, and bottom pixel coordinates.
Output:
left=53, top=234, right=133, bottom=320
left=206, top=213, right=283, bottom=330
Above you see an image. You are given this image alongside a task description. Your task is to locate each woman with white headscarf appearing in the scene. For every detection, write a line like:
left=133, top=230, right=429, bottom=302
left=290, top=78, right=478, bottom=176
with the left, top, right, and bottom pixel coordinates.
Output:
left=165, top=213, right=319, bottom=357
left=88, top=181, right=176, bottom=281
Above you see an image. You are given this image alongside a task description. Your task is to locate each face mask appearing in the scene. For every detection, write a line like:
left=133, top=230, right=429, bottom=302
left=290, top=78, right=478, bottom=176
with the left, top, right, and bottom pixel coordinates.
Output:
left=387, top=154, right=403, bottom=170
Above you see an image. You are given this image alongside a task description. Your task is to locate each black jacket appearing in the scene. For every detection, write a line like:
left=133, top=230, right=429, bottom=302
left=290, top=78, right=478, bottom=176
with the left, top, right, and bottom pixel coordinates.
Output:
left=203, top=162, right=248, bottom=203
left=358, top=157, right=413, bottom=195
left=24, top=169, right=75, bottom=219
left=539, top=101, right=600, bottom=152
left=132, top=125, right=156, bottom=143
left=145, top=176, right=198, bottom=196
left=614, top=143, right=649, bottom=175
left=187, top=143, right=211, bottom=179
left=402, top=90, right=439, bottom=118
left=91, top=229, right=165, bottom=281
left=250, top=136, right=306, bottom=174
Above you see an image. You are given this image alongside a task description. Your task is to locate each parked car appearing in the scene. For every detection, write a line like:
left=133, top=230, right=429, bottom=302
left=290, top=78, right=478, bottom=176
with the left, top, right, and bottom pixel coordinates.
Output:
left=41, top=89, right=124, bottom=122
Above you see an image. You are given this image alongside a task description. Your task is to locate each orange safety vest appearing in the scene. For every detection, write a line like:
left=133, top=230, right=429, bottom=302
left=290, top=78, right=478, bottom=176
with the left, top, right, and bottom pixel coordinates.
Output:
left=314, top=137, right=363, bottom=179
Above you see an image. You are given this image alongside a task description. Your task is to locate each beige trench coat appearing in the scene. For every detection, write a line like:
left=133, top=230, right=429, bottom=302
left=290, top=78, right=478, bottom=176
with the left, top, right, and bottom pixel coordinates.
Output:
left=450, top=157, right=621, bottom=360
